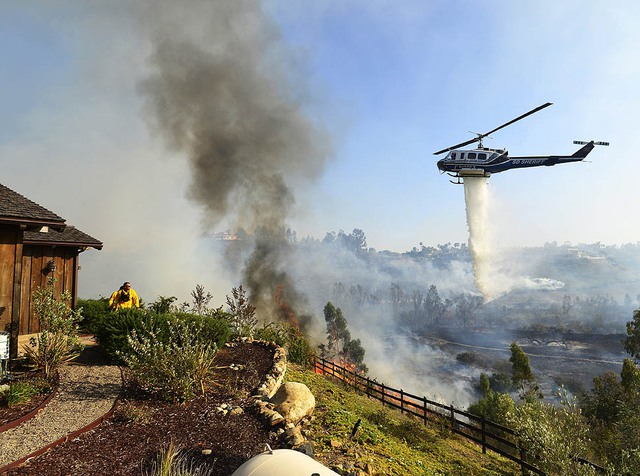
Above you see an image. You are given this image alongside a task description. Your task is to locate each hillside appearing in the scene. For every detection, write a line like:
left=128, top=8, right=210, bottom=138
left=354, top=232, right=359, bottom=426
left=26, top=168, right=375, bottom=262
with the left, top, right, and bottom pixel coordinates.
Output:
left=3, top=341, right=519, bottom=475
left=286, top=364, right=520, bottom=475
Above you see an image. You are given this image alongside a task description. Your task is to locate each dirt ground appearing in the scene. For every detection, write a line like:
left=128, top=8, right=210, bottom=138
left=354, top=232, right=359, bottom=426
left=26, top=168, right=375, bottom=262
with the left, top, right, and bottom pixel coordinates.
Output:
left=1, top=342, right=283, bottom=476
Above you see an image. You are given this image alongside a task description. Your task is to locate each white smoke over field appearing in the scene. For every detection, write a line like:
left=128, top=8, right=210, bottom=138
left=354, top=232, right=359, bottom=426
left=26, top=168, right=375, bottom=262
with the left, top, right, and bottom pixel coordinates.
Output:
left=463, top=177, right=566, bottom=300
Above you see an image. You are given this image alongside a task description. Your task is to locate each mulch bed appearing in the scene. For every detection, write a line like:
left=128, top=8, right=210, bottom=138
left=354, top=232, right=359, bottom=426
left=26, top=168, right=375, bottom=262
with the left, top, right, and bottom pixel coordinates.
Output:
left=0, top=371, right=55, bottom=429
left=2, top=342, right=285, bottom=476
left=0, top=394, right=49, bottom=430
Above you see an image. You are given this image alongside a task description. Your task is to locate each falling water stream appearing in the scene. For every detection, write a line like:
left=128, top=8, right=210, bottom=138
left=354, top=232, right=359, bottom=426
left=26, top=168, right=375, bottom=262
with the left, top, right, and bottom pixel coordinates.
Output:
left=463, top=176, right=493, bottom=300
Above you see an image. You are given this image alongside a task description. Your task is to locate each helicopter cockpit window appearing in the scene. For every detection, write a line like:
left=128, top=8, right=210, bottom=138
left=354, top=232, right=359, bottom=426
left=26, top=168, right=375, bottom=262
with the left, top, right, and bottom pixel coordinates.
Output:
left=478, top=153, right=487, bottom=160
left=451, top=152, right=456, bottom=159
left=468, top=152, right=476, bottom=160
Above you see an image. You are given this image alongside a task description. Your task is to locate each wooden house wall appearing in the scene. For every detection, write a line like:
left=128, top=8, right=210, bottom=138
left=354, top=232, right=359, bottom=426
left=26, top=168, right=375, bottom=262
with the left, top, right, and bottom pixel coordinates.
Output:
left=0, top=223, right=81, bottom=359
left=19, top=245, right=78, bottom=335
left=0, top=224, right=20, bottom=335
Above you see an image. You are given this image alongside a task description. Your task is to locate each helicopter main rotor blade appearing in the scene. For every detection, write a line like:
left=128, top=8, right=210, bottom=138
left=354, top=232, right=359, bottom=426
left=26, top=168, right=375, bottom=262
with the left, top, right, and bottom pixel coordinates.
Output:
left=482, top=102, right=553, bottom=138
left=433, top=137, right=480, bottom=155
left=432, top=102, right=553, bottom=155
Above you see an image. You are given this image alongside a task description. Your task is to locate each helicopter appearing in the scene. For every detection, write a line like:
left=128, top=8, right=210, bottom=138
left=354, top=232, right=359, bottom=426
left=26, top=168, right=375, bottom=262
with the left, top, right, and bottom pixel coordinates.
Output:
left=434, top=102, right=609, bottom=184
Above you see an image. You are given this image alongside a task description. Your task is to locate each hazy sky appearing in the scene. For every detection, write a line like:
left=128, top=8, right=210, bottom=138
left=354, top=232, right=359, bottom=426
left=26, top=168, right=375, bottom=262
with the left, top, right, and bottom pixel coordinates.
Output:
left=1, top=1, right=637, bottom=300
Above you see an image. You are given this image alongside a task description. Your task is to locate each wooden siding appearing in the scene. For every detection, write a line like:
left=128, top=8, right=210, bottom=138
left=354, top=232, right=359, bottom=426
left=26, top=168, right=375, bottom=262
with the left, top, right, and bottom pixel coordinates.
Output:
left=0, top=220, right=89, bottom=359
left=0, top=225, right=19, bottom=335
left=20, top=245, right=78, bottom=335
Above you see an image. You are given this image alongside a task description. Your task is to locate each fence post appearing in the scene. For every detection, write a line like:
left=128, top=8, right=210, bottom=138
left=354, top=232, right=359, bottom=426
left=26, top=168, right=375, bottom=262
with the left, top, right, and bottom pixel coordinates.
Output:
left=366, top=377, right=370, bottom=399
left=423, top=396, right=428, bottom=425
left=381, top=384, right=385, bottom=407
left=449, top=404, right=455, bottom=431
left=481, top=416, right=486, bottom=454
left=400, top=389, right=404, bottom=414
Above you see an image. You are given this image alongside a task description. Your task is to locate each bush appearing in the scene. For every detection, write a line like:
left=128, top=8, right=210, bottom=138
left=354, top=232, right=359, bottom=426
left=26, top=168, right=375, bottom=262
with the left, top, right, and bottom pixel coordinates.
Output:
left=467, top=391, right=515, bottom=426
left=253, top=322, right=314, bottom=366
left=94, top=309, right=233, bottom=365
left=506, top=389, right=595, bottom=476
left=93, top=308, right=164, bottom=363
left=119, top=319, right=219, bottom=402
left=169, top=313, right=232, bottom=350
left=22, top=281, right=83, bottom=379
left=76, top=298, right=111, bottom=334
left=1, top=377, right=51, bottom=407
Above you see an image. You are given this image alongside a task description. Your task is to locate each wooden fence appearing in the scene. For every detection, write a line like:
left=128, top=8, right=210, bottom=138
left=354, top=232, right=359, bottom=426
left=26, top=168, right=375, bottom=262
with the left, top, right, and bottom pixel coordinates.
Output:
left=313, top=356, right=605, bottom=475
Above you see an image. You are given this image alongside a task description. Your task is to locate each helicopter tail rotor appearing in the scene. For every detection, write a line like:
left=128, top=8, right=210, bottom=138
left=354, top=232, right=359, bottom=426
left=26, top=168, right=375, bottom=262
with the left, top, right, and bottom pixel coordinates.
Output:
left=573, top=140, right=609, bottom=146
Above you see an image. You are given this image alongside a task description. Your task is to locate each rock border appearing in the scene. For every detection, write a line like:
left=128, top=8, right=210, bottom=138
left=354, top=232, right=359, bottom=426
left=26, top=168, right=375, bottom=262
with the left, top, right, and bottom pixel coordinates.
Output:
left=226, top=338, right=313, bottom=449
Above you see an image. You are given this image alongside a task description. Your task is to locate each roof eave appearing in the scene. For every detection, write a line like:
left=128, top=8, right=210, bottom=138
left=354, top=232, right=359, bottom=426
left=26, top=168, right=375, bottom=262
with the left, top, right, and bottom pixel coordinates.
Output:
left=0, top=217, right=66, bottom=232
left=22, top=239, right=103, bottom=250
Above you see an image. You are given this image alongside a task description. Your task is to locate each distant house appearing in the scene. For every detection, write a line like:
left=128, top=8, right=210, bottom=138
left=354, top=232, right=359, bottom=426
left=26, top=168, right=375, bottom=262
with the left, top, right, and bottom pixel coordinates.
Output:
left=0, top=182, right=102, bottom=359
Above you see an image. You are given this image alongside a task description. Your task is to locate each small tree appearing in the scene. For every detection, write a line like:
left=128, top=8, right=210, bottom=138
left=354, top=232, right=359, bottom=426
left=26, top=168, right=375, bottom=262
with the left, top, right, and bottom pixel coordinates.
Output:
left=621, top=358, right=640, bottom=393
left=190, top=284, right=213, bottom=316
left=323, top=301, right=367, bottom=373
left=624, top=309, right=640, bottom=361
left=510, top=342, right=541, bottom=401
left=507, top=389, right=595, bottom=476
left=479, top=372, right=491, bottom=397
left=23, top=279, right=83, bottom=380
left=149, top=295, right=177, bottom=314
left=226, top=285, right=257, bottom=337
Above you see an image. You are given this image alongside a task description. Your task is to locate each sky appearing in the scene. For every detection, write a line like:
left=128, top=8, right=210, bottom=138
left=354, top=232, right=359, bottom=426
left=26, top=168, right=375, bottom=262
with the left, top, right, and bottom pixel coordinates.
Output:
left=1, top=0, right=638, bottom=302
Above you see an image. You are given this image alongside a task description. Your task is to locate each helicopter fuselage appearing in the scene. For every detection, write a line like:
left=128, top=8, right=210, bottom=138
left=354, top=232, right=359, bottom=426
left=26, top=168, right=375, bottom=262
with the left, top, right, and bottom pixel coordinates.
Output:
left=436, top=141, right=597, bottom=182
left=433, top=102, right=608, bottom=184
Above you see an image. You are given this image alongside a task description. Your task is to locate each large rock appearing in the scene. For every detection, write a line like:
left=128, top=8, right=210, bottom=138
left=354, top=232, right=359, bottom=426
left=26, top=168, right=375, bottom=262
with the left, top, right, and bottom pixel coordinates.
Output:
left=270, top=382, right=315, bottom=424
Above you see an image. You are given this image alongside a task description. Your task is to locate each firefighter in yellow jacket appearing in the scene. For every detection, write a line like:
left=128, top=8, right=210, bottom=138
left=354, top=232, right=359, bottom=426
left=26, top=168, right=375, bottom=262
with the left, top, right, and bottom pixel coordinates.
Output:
left=109, top=281, right=140, bottom=310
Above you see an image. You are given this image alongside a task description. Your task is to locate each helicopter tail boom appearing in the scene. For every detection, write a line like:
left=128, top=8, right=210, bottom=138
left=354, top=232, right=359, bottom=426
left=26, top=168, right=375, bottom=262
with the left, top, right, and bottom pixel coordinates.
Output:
left=571, top=140, right=609, bottom=158
left=571, top=141, right=595, bottom=158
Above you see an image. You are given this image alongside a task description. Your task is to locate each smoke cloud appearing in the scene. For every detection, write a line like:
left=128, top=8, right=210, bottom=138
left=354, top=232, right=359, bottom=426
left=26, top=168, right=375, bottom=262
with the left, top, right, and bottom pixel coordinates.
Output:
left=463, top=176, right=567, bottom=300
left=138, top=0, right=330, bottom=322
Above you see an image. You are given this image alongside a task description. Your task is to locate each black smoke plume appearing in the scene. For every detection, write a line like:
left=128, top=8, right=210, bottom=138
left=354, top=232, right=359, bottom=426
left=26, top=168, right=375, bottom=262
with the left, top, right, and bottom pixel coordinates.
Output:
left=138, top=0, right=330, bottom=324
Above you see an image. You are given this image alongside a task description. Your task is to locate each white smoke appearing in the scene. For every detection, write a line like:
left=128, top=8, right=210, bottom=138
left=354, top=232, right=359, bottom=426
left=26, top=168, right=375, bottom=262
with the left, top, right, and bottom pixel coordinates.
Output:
left=463, top=177, right=566, bottom=299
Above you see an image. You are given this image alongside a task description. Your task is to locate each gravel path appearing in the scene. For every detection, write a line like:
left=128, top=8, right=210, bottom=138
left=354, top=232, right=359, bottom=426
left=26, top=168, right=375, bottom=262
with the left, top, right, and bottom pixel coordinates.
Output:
left=0, top=363, right=121, bottom=468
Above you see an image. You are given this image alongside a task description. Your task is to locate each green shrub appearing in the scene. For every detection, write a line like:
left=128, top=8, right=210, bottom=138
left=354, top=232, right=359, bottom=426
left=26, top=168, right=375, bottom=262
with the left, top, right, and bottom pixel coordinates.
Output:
left=76, top=298, right=111, bottom=334
left=94, top=308, right=232, bottom=365
left=22, top=281, right=83, bottom=379
left=94, top=308, right=166, bottom=363
left=2, top=378, right=51, bottom=407
left=506, top=389, right=595, bottom=476
left=3, top=381, right=38, bottom=407
left=120, top=319, right=219, bottom=402
left=169, top=313, right=232, bottom=349
left=253, top=322, right=314, bottom=366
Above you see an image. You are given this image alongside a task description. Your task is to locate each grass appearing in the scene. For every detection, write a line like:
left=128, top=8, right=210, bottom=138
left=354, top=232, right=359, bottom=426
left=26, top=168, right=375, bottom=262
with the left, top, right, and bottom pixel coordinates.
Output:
left=145, top=441, right=213, bottom=476
left=1, top=377, right=51, bottom=407
left=287, top=364, right=520, bottom=475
